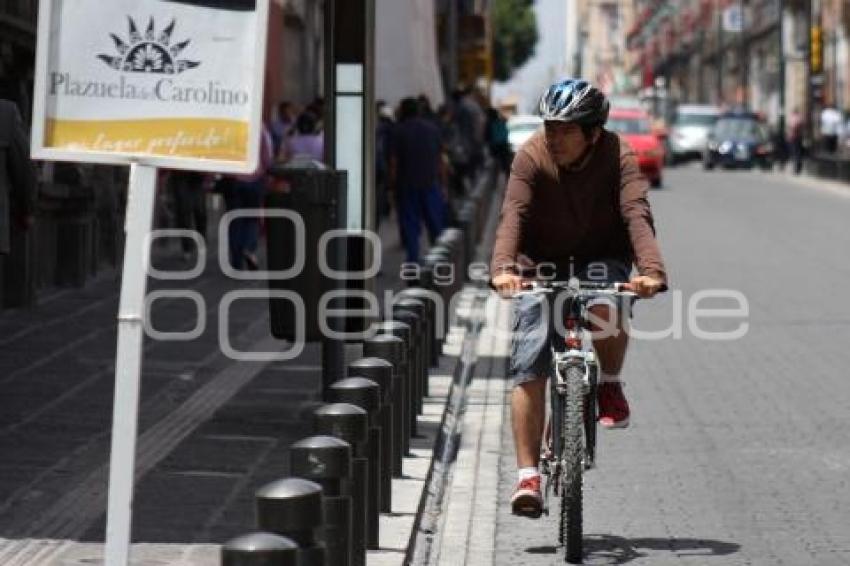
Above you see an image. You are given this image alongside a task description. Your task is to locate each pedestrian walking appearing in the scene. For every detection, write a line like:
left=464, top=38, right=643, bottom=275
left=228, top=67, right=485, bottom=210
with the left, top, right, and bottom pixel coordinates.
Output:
left=439, top=104, right=470, bottom=198
left=485, top=107, right=512, bottom=175
left=820, top=105, right=842, bottom=153
left=452, top=86, right=486, bottom=181
left=418, top=94, right=441, bottom=128
left=788, top=108, right=805, bottom=175
left=168, top=170, right=207, bottom=262
left=772, top=122, right=789, bottom=171
left=271, top=100, right=297, bottom=156
left=223, top=124, right=273, bottom=271
left=280, top=111, right=324, bottom=164
left=389, top=97, right=446, bottom=263
left=375, top=101, right=394, bottom=231
left=0, top=99, right=38, bottom=258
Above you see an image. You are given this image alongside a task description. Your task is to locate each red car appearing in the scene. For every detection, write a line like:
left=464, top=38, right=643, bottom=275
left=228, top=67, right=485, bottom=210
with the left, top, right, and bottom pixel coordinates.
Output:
left=606, top=108, right=665, bottom=188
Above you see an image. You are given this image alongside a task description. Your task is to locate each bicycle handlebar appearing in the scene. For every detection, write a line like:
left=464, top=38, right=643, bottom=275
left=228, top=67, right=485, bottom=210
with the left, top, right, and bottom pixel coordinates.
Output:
left=510, top=280, right=638, bottom=299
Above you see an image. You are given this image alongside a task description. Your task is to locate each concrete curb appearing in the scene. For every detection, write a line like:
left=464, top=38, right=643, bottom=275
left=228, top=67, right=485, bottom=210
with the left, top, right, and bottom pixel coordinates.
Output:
left=405, top=171, right=506, bottom=566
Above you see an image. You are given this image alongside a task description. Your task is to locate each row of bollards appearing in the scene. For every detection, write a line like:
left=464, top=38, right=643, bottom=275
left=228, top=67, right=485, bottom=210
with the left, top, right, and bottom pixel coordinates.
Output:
left=221, top=214, right=478, bottom=564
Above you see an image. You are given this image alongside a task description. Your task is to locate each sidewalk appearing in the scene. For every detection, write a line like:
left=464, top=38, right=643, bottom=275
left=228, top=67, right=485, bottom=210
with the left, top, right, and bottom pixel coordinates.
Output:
left=0, top=168, right=503, bottom=564
left=0, top=212, right=397, bottom=562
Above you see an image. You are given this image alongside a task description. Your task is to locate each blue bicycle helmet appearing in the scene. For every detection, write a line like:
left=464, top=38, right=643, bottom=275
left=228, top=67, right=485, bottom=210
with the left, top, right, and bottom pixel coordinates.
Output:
left=538, top=79, right=609, bottom=125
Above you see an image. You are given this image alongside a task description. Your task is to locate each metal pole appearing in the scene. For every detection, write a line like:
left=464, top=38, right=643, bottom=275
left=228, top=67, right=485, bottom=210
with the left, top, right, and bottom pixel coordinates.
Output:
left=447, top=0, right=459, bottom=93
left=717, top=0, right=724, bottom=104
left=806, top=0, right=814, bottom=143
left=104, top=163, right=158, bottom=566
left=832, top=28, right=838, bottom=107
left=740, top=0, right=746, bottom=106
left=324, top=0, right=336, bottom=166
left=778, top=0, right=786, bottom=138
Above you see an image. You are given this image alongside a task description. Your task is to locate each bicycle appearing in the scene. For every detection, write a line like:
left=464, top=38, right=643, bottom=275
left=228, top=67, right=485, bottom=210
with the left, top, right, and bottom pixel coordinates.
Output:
left=513, top=278, right=636, bottom=564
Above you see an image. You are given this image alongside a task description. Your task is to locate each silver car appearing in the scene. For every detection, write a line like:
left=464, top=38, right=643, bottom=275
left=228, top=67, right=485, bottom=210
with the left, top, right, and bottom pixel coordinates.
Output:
left=667, top=104, right=720, bottom=164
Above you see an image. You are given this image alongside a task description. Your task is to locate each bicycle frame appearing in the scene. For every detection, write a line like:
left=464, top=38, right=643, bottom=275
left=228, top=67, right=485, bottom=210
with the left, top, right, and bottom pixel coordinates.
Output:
left=543, top=292, right=599, bottom=513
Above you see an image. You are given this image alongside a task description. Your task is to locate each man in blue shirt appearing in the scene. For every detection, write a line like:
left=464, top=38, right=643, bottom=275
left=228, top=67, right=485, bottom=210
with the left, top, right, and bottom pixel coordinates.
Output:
left=389, top=97, right=447, bottom=263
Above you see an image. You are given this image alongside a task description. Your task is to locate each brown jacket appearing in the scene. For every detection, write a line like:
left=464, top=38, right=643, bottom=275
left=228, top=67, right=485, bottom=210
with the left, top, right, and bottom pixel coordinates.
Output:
left=490, top=129, right=667, bottom=286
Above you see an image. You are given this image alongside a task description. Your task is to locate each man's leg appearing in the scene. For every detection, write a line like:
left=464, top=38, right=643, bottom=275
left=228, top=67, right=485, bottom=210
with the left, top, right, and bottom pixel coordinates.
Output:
left=510, top=376, right=547, bottom=517
left=421, top=184, right=446, bottom=244
left=512, top=377, right=547, bottom=470
left=397, top=188, right=421, bottom=263
left=191, top=182, right=208, bottom=245
left=508, top=294, right=550, bottom=518
left=172, top=179, right=193, bottom=255
left=589, top=304, right=628, bottom=375
left=589, top=304, right=630, bottom=428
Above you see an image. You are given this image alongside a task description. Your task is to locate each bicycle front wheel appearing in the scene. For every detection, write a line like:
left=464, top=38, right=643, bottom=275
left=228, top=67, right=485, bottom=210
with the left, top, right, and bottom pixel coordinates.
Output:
left=560, top=364, right=584, bottom=563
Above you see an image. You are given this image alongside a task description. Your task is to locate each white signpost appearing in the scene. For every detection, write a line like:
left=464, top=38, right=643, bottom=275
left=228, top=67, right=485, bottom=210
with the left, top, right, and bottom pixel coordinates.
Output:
left=30, top=1, right=269, bottom=563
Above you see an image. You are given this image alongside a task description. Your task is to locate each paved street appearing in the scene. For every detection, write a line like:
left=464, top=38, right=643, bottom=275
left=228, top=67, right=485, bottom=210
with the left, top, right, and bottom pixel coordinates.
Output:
left=433, top=165, right=850, bottom=566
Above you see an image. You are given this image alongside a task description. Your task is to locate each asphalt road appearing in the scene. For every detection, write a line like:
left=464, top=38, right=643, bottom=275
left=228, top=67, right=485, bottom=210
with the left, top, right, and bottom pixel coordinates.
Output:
left=491, top=165, right=850, bottom=566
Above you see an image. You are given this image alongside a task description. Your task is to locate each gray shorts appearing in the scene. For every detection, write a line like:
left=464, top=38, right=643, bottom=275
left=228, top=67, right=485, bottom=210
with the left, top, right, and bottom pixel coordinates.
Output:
left=509, top=259, right=632, bottom=387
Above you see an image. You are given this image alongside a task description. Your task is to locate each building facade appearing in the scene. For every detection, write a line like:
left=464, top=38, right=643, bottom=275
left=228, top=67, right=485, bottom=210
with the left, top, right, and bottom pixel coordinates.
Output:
left=626, top=0, right=850, bottom=134
left=376, top=0, right=446, bottom=107
left=273, top=0, right=324, bottom=108
left=576, top=0, right=637, bottom=95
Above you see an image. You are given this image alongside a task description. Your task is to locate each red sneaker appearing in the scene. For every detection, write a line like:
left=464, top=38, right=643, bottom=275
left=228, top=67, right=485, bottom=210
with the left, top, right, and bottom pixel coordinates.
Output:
left=510, top=475, right=543, bottom=518
left=598, top=382, right=630, bottom=429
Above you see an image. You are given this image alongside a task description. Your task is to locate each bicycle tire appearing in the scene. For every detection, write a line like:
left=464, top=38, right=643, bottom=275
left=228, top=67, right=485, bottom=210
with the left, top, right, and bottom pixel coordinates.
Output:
left=551, top=376, right=565, bottom=544
left=560, top=364, right=584, bottom=563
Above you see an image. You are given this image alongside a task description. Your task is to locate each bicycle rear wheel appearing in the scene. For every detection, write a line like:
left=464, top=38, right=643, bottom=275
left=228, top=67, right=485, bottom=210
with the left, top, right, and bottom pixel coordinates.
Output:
left=559, top=364, right=584, bottom=563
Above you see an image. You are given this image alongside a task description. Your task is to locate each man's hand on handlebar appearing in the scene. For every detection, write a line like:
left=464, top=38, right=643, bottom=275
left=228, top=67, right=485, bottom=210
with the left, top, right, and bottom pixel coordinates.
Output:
left=491, top=272, right=528, bottom=298
left=621, top=275, right=664, bottom=298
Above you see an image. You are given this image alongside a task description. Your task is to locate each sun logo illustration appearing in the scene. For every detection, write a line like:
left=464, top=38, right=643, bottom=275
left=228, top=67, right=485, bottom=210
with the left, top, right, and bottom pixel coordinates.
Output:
left=97, top=17, right=200, bottom=74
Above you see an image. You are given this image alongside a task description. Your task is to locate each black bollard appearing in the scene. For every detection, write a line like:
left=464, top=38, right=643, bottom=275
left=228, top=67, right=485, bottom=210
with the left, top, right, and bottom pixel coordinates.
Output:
left=424, top=247, right=453, bottom=329
left=392, top=298, right=427, bottom=416
left=373, top=313, right=422, bottom=440
left=430, top=244, right=458, bottom=300
left=290, top=436, right=353, bottom=566
left=398, top=287, right=440, bottom=369
left=313, top=404, right=369, bottom=566
left=363, top=333, right=408, bottom=469
left=222, top=532, right=298, bottom=566
left=394, top=309, right=424, bottom=414
left=370, top=320, right=416, bottom=438
left=438, top=227, right=466, bottom=275
left=346, top=358, right=394, bottom=513
left=328, top=377, right=382, bottom=549
left=255, top=478, right=325, bottom=566
left=456, top=201, right=477, bottom=277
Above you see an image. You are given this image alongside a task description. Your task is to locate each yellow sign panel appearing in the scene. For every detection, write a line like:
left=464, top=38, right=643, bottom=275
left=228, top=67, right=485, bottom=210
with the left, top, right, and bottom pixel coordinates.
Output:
left=811, top=26, right=822, bottom=74
left=46, top=118, right=249, bottom=161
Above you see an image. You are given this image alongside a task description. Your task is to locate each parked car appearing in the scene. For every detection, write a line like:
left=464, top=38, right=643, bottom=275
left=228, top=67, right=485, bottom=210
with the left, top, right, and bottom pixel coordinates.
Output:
left=507, top=115, right=543, bottom=153
left=667, top=104, right=720, bottom=164
left=703, top=112, right=774, bottom=170
left=607, top=108, right=665, bottom=188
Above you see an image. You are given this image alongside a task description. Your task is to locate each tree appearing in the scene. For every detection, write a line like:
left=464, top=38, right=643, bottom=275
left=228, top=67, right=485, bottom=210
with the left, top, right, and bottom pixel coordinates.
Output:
left=492, top=0, right=539, bottom=82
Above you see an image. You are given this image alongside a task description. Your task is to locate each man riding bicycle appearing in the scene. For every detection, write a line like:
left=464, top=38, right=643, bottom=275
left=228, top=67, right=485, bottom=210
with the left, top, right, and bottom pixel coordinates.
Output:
left=490, top=79, right=669, bottom=518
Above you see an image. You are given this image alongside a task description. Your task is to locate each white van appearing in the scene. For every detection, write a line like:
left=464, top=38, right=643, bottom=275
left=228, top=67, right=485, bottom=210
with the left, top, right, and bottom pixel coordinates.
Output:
left=667, top=104, right=721, bottom=164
